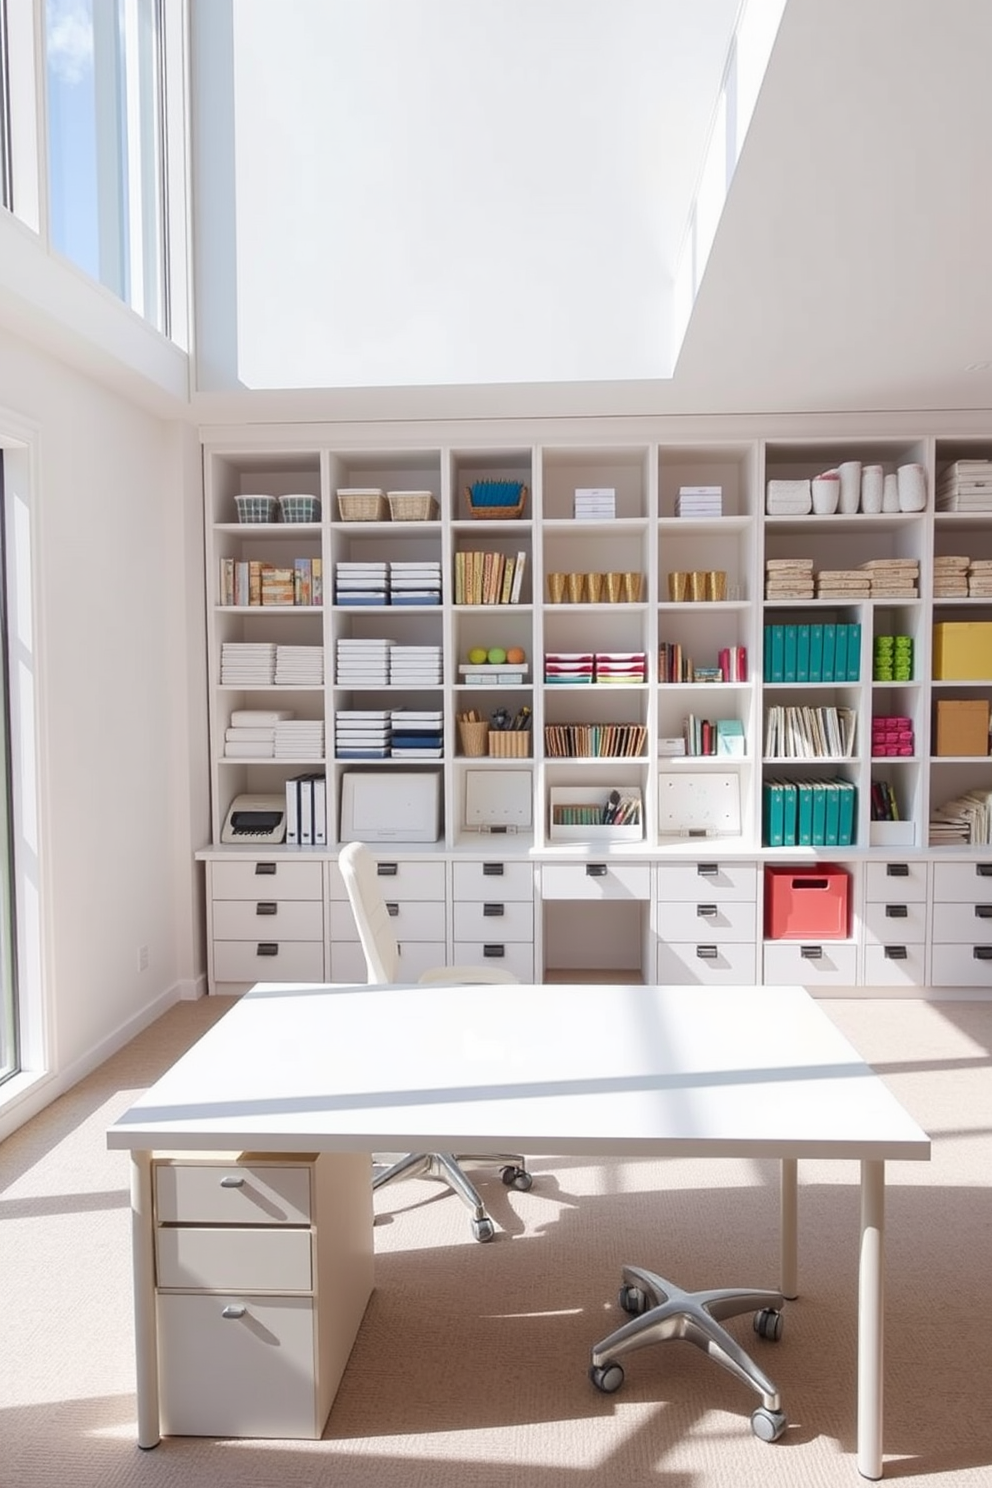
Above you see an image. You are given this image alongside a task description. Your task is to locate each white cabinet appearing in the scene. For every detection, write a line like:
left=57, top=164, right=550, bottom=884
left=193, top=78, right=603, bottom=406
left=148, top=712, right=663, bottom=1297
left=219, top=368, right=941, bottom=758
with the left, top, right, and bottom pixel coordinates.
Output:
left=326, top=855, right=447, bottom=982
left=862, top=858, right=928, bottom=987
left=930, top=860, right=992, bottom=987
left=655, top=859, right=759, bottom=985
left=208, top=859, right=325, bottom=990
left=153, top=1152, right=373, bottom=1439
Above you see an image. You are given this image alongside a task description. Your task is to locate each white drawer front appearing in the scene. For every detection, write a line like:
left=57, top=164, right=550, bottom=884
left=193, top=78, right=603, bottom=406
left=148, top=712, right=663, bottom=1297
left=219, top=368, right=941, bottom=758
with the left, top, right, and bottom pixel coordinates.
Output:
left=393, top=941, right=448, bottom=979
left=656, top=941, right=757, bottom=985
left=862, top=899, right=927, bottom=944
left=452, top=860, right=535, bottom=901
left=328, top=941, right=369, bottom=983
left=931, top=900, right=992, bottom=940
left=211, top=860, right=324, bottom=900
left=158, top=1293, right=319, bottom=1438
left=327, top=858, right=446, bottom=900
left=212, top=939, right=325, bottom=984
left=453, top=900, right=533, bottom=942
left=331, top=897, right=446, bottom=942
left=660, top=898, right=757, bottom=942
left=863, top=943, right=928, bottom=988
left=930, top=942, right=992, bottom=987
left=452, top=941, right=535, bottom=982
left=541, top=862, right=651, bottom=901
left=763, top=942, right=858, bottom=986
left=212, top=899, right=324, bottom=940
left=157, top=1226, right=312, bottom=1292
left=156, top=1163, right=312, bottom=1225
left=656, top=860, right=757, bottom=902
left=864, top=860, right=928, bottom=903
left=932, top=860, right=992, bottom=900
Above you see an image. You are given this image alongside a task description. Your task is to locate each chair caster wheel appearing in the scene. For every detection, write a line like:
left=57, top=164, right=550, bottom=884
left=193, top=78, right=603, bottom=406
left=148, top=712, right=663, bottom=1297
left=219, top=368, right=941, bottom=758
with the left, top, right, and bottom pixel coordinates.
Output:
left=471, top=1217, right=496, bottom=1243
left=751, top=1406, right=787, bottom=1442
left=619, top=1284, right=647, bottom=1315
left=754, top=1307, right=783, bottom=1341
left=501, top=1165, right=533, bottom=1191
left=589, top=1361, right=625, bottom=1394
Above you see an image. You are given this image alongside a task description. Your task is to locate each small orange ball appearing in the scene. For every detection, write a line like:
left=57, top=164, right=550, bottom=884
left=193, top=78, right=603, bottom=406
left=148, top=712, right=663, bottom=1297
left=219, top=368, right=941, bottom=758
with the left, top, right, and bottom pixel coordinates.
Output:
left=506, top=647, right=526, bottom=665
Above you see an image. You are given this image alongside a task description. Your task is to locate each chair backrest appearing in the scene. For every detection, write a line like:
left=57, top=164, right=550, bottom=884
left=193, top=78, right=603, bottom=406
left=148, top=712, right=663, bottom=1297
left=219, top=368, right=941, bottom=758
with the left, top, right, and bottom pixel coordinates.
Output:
left=337, top=841, right=401, bottom=983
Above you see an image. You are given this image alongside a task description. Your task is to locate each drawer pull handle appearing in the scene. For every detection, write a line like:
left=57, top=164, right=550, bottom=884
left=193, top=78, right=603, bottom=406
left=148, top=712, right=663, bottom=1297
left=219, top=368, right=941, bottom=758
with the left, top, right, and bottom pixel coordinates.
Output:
left=696, top=904, right=718, bottom=918
left=254, top=862, right=277, bottom=876
left=385, top=903, right=399, bottom=917
left=884, top=904, right=908, bottom=918
left=800, top=945, right=823, bottom=960
left=977, top=863, right=992, bottom=878
left=483, top=944, right=506, bottom=958
left=221, top=1304, right=247, bottom=1320
left=885, top=863, right=909, bottom=878
left=586, top=863, right=607, bottom=877
left=973, top=946, right=992, bottom=960
left=696, top=863, right=719, bottom=877
left=255, top=901, right=278, bottom=916
left=482, top=862, right=505, bottom=877
left=976, top=905, right=992, bottom=919
left=220, top=1175, right=245, bottom=1188
left=483, top=903, right=505, bottom=917
left=696, top=945, right=718, bottom=959
left=884, top=945, right=908, bottom=960
left=257, top=942, right=279, bottom=956
left=377, top=863, right=398, bottom=877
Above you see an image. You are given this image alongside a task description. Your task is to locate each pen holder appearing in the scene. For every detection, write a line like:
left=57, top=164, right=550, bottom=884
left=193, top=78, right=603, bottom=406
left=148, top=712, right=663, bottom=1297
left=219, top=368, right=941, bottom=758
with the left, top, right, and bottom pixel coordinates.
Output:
left=489, top=731, right=531, bottom=758
left=458, top=721, right=490, bottom=756
left=585, top=572, right=604, bottom=603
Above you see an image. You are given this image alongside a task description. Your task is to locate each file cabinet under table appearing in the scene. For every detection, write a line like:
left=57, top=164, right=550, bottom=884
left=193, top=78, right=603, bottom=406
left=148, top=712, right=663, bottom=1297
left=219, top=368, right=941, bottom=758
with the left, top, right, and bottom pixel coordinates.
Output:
left=153, top=1151, right=373, bottom=1438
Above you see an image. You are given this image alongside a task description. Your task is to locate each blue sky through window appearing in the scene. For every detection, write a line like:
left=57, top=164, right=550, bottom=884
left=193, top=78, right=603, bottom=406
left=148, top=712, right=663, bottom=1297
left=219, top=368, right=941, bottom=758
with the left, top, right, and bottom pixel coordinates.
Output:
left=46, top=0, right=100, bottom=281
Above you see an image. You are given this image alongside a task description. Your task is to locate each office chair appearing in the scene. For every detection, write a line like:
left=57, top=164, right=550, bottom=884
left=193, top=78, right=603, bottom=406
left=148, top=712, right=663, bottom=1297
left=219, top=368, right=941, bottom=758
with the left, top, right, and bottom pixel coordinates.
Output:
left=337, top=840, right=533, bottom=1242
left=589, top=1264, right=787, bottom=1441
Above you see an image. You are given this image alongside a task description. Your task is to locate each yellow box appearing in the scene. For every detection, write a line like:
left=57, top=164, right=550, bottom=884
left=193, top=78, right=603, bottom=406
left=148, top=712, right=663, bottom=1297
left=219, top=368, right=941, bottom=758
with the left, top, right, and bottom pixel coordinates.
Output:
left=935, top=698, right=990, bottom=756
left=932, top=622, right=992, bottom=680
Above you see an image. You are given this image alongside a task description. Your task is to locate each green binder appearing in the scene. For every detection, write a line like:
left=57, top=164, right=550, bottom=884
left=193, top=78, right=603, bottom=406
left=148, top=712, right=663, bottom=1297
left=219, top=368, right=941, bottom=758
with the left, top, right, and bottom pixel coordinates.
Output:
left=809, top=624, right=824, bottom=683
left=782, top=781, right=798, bottom=845
left=783, top=625, right=798, bottom=683
left=770, top=625, right=785, bottom=683
left=763, top=779, right=785, bottom=847
left=846, top=622, right=862, bottom=682
left=797, top=780, right=814, bottom=845
left=822, top=624, right=836, bottom=682
left=811, top=780, right=827, bottom=845
left=833, top=625, right=847, bottom=683
left=837, top=778, right=856, bottom=844
left=824, top=781, right=840, bottom=846
left=796, top=624, right=811, bottom=683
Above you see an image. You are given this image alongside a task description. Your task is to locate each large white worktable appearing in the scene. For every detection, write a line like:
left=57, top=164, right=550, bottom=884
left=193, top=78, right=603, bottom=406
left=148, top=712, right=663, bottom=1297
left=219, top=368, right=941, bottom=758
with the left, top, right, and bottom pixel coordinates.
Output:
left=107, top=981, right=930, bottom=1477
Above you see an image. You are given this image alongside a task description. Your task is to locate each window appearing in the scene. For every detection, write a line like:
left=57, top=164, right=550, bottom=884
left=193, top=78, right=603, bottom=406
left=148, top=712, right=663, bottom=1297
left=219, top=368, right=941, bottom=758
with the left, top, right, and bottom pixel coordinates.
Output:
left=0, top=0, right=12, bottom=210
left=45, top=0, right=170, bottom=331
left=0, top=455, right=17, bottom=1086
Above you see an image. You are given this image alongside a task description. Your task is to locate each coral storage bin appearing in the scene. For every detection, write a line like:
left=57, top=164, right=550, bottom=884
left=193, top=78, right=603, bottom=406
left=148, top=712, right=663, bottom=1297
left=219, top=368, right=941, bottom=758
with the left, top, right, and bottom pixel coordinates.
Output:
left=764, top=865, right=850, bottom=939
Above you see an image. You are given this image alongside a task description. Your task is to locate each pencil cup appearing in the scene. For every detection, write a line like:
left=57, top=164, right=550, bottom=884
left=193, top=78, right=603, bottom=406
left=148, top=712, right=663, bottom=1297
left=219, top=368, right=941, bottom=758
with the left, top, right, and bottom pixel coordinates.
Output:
left=566, top=572, right=584, bottom=604
left=605, top=572, right=624, bottom=603
left=458, top=721, right=489, bottom=756
left=689, top=570, right=706, bottom=602
left=898, top=463, right=927, bottom=512
left=882, top=472, right=900, bottom=512
left=861, top=464, right=884, bottom=514
left=838, top=460, right=862, bottom=513
left=668, top=571, right=689, bottom=602
left=547, top=572, right=567, bottom=603
left=622, top=571, right=643, bottom=603
left=705, top=570, right=727, bottom=601
left=585, top=571, right=604, bottom=603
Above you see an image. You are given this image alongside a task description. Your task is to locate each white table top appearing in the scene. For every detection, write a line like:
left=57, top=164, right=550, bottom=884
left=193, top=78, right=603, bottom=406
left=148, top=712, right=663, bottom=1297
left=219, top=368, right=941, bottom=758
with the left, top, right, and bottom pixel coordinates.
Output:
left=107, top=982, right=930, bottom=1162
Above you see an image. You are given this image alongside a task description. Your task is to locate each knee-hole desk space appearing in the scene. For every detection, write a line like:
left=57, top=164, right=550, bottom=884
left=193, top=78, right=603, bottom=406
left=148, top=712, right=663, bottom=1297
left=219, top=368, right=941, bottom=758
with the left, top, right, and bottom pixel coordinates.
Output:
left=107, top=980, right=929, bottom=1478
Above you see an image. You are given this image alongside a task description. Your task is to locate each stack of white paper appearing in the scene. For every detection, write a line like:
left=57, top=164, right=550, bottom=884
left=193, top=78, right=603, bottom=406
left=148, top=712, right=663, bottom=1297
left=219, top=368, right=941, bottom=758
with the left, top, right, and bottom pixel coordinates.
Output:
left=389, top=644, right=443, bottom=684
left=220, top=642, right=277, bottom=685
left=336, top=638, right=393, bottom=685
left=676, top=484, right=723, bottom=517
left=273, top=719, right=325, bottom=759
left=274, top=645, right=324, bottom=685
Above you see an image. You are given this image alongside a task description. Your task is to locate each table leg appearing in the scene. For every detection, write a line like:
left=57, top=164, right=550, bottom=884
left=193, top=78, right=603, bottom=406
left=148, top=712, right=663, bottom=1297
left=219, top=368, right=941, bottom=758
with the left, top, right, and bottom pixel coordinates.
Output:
left=858, top=1159, right=885, bottom=1479
left=130, top=1150, right=161, bottom=1449
left=779, top=1157, right=798, bottom=1300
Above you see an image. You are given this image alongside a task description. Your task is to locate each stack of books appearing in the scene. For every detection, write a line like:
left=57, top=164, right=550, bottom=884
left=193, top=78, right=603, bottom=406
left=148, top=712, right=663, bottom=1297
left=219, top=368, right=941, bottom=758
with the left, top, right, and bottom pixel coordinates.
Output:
left=273, top=719, right=324, bottom=759
left=762, top=778, right=857, bottom=847
left=335, top=638, right=392, bottom=686
left=764, top=622, right=861, bottom=682
left=274, top=645, right=324, bottom=685
left=224, top=724, right=276, bottom=759
left=717, top=645, right=747, bottom=681
left=388, top=645, right=443, bottom=685
left=936, top=460, right=992, bottom=511
left=765, top=557, right=814, bottom=599
left=389, top=560, right=442, bottom=605
left=763, top=705, right=857, bottom=758
left=675, top=484, right=722, bottom=517
left=968, top=560, right=992, bottom=597
left=933, top=554, right=969, bottom=597
left=334, top=561, right=389, bottom=605
left=930, top=787, right=992, bottom=844
left=815, top=568, right=871, bottom=599
left=390, top=709, right=443, bottom=758
left=543, top=722, right=647, bottom=757
left=454, top=549, right=527, bottom=605
left=870, top=779, right=902, bottom=822
left=574, top=487, right=615, bottom=519
left=335, top=711, right=391, bottom=759
left=858, top=558, right=920, bottom=598
left=220, top=641, right=276, bottom=685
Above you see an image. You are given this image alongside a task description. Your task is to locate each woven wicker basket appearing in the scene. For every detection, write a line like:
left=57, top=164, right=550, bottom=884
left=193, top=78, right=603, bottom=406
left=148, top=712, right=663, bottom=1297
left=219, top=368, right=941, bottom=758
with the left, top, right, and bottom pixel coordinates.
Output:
left=387, top=490, right=439, bottom=522
left=466, top=484, right=528, bottom=520
left=336, top=489, right=389, bottom=522
left=458, top=720, right=490, bottom=757
left=488, top=731, right=531, bottom=758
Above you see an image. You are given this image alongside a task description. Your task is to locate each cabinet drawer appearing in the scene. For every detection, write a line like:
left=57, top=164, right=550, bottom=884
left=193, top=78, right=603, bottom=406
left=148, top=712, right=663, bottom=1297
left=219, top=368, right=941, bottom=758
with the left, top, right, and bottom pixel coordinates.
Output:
left=931, top=899, right=992, bottom=941
left=656, top=941, right=757, bottom=985
left=452, top=900, right=533, bottom=942
left=864, top=859, right=928, bottom=902
left=156, top=1162, right=313, bottom=1225
left=656, top=860, right=757, bottom=902
left=211, top=860, right=324, bottom=900
left=328, top=941, right=370, bottom=983
left=157, top=1226, right=312, bottom=1292
left=329, top=897, right=445, bottom=942
left=452, top=860, right=534, bottom=901
left=762, top=941, right=858, bottom=985
left=541, top=862, right=651, bottom=900
left=213, top=899, right=324, bottom=940
left=452, top=941, right=535, bottom=982
left=212, top=939, right=325, bottom=984
left=393, top=941, right=448, bottom=979
left=932, top=860, right=992, bottom=900
left=930, top=942, right=992, bottom=987
left=327, top=858, right=446, bottom=901
left=863, top=943, right=928, bottom=988
left=660, top=898, right=757, bottom=941
left=158, top=1293, right=320, bottom=1438
left=863, top=899, right=927, bottom=944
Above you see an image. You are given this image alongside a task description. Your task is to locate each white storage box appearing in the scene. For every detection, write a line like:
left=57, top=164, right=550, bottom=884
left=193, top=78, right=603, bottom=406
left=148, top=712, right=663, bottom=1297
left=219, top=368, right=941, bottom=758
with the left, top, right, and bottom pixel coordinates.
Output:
left=549, top=785, right=643, bottom=842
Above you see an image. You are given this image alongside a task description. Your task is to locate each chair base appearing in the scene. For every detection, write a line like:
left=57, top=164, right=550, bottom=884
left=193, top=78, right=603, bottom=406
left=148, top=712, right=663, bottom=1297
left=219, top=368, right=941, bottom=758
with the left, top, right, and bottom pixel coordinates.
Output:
left=372, top=1151, right=531, bottom=1241
left=590, top=1264, right=787, bottom=1438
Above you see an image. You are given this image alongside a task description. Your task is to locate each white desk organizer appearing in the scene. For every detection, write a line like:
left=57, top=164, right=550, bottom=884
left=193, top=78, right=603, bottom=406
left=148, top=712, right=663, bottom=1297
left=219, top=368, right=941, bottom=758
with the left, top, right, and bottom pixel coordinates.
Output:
left=549, top=785, right=643, bottom=843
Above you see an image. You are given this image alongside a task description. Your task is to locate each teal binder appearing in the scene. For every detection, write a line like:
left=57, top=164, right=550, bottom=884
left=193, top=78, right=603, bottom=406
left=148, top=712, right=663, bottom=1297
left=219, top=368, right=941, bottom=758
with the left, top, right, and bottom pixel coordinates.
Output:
left=811, top=781, right=827, bottom=845
left=796, top=624, right=811, bottom=683
left=833, top=625, right=847, bottom=683
left=846, top=622, right=862, bottom=681
left=763, top=625, right=773, bottom=683
left=822, top=624, right=836, bottom=682
left=837, top=779, right=856, bottom=845
left=783, top=625, right=798, bottom=683
left=797, top=780, right=814, bottom=845
left=824, top=781, right=840, bottom=846
left=809, top=624, right=824, bottom=683
left=782, top=781, right=798, bottom=846
left=769, top=625, right=785, bottom=683
left=763, top=779, right=784, bottom=847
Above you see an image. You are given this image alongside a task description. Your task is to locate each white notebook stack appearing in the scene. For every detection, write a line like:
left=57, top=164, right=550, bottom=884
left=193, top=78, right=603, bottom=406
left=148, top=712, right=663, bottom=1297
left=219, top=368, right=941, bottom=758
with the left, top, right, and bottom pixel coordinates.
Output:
left=224, top=726, right=275, bottom=759
left=335, top=710, right=392, bottom=759
left=389, top=560, right=442, bottom=605
left=336, top=638, right=393, bottom=685
left=936, top=460, right=992, bottom=511
left=220, top=642, right=277, bottom=685
left=676, top=484, right=723, bottom=517
left=274, top=645, right=323, bottom=685
left=573, top=487, right=616, bottom=519
left=389, top=645, right=443, bottom=685
left=334, top=561, right=389, bottom=605
left=273, top=719, right=325, bottom=759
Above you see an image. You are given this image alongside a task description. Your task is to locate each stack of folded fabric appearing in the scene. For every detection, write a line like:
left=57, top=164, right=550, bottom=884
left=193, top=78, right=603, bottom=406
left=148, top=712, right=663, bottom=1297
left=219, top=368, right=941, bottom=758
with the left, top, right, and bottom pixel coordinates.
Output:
left=389, top=645, right=443, bottom=685
left=765, top=557, right=814, bottom=599
left=273, top=719, right=324, bottom=759
left=220, top=642, right=277, bottom=685
left=336, top=638, right=392, bottom=686
left=968, top=560, right=992, bottom=597
left=933, top=555, right=970, bottom=598
left=765, top=479, right=812, bottom=515
left=274, top=645, right=324, bottom=685
left=815, top=569, right=872, bottom=599
left=859, top=558, right=920, bottom=598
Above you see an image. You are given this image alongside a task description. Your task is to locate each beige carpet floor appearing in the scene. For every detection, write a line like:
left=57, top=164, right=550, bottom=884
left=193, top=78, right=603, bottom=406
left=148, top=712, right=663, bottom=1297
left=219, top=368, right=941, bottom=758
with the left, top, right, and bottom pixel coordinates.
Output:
left=2, top=994, right=991, bottom=1487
